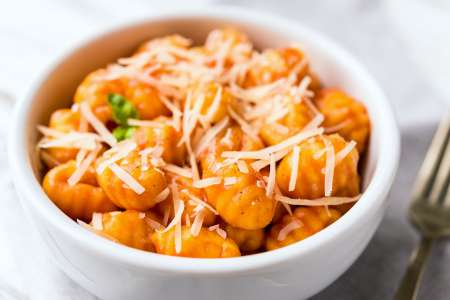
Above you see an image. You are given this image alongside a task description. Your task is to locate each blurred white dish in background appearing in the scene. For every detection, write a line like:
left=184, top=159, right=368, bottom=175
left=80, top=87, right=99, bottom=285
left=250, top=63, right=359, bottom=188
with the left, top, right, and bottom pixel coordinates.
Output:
left=385, top=0, right=450, bottom=104
left=0, top=0, right=217, bottom=102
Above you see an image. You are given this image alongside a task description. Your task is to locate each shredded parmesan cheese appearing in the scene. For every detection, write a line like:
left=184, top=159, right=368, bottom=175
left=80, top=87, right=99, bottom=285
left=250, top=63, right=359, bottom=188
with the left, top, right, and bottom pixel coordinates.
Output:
left=288, top=146, right=300, bottom=192
left=190, top=210, right=205, bottom=236
left=162, top=198, right=185, bottom=233
left=162, top=206, right=170, bottom=227
left=91, top=213, right=103, bottom=230
left=154, top=187, right=170, bottom=204
left=277, top=220, right=302, bottom=241
left=227, top=106, right=259, bottom=141
left=127, top=119, right=169, bottom=128
left=323, top=137, right=335, bottom=197
left=223, top=177, right=238, bottom=186
left=75, top=149, right=89, bottom=167
left=266, top=154, right=276, bottom=197
left=160, top=96, right=183, bottom=132
left=205, top=85, right=223, bottom=121
left=275, top=194, right=361, bottom=206
left=96, top=141, right=137, bottom=174
left=301, top=113, right=324, bottom=132
left=80, top=102, right=116, bottom=147
left=271, top=122, right=290, bottom=135
left=108, top=163, right=145, bottom=194
left=208, top=224, right=227, bottom=239
left=194, top=116, right=229, bottom=156
left=38, top=132, right=100, bottom=150
left=193, top=177, right=222, bottom=188
left=181, top=189, right=218, bottom=215
left=146, top=218, right=165, bottom=231
left=222, top=127, right=323, bottom=160
left=68, top=144, right=102, bottom=186
left=335, top=140, right=357, bottom=164
left=175, top=221, right=182, bottom=254
left=163, top=164, right=193, bottom=178
left=37, top=125, right=64, bottom=138
left=324, top=120, right=351, bottom=133
left=313, top=148, right=327, bottom=160
left=77, top=219, right=118, bottom=242
left=236, top=160, right=249, bottom=174
left=251, top=148, right=290, bottom=171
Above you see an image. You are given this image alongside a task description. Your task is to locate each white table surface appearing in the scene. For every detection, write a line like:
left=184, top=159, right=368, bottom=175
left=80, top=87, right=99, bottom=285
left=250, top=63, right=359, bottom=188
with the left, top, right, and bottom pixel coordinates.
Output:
left=0, top=0, right=449, bottom=299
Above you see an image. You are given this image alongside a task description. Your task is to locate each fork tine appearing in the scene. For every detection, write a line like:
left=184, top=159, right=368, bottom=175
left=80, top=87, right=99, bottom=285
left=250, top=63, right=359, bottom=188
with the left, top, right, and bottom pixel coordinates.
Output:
left=445, top=180, right=450, bottom=207
left=413, top=115, right=450, bottom=202
left=429, top=136, right=450, bottom=204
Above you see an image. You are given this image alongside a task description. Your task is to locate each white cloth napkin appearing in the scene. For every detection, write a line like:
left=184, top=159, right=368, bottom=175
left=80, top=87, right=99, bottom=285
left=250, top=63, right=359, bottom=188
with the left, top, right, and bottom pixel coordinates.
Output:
left=0, top=0, right=449, bottom=299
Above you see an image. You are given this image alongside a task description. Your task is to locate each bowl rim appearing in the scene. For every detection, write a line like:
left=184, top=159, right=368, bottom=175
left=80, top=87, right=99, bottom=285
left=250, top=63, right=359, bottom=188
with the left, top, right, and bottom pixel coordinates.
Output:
left=8, top=5, right=400, bottom=274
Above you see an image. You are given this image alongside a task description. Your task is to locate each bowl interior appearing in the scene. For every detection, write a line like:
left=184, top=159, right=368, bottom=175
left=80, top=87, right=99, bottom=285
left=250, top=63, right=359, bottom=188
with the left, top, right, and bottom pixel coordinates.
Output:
left=27, top=16, right=379, bottom=188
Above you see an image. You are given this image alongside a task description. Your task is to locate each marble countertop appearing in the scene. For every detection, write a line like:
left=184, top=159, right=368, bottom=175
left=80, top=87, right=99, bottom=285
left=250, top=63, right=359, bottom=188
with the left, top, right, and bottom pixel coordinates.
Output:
left=0, top=0, right=449, bottom=299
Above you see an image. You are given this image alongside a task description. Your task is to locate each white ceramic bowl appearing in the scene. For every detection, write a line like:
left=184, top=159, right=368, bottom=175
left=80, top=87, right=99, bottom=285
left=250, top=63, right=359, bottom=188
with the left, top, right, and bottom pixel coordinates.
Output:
left=8, top=6, right=400, bottom=300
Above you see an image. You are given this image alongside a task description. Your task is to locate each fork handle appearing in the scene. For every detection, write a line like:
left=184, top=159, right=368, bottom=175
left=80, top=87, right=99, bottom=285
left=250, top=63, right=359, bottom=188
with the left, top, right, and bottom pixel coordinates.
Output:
left=394, top=237, right=434, bottom=300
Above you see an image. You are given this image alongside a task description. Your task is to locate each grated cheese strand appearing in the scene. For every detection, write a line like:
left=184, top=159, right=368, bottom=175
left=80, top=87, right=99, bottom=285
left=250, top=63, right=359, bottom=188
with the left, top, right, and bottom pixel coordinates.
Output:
left=190, top=210, right=206, bottom=236
left=80, top=102, right=116, bottom=147
left=266, top=154, right=276, bottom=197
left=37, top=125, right=64, bottom=138
left=162, top=197, right=185, bottom=233
left=271, top=122, right=290, bottom=135
left=335, top=140, right=357, bottom=165
left=223, top=177, right=238, bottom=186
left=68, top=144, right=102, bottom=186
left=227, top=106, right=259, bottom=141
left=288, top=146, right=300, bottom=192
left=274, top=184, right=293, bottom=216
left=127, top=119, right=169, bottom=128
left=208, top=224, right=227, bottom=239
left=91, top=212, right=103, bottom=230
left=38, top=132, right=100, bottom=150
left=323, top=137, right=335, bottom=197
left=160, top=95, right=182, bottom=116
left=181, top=189, right=218, bottom=215
left=175, top=220, right=182, bottom=254
left=277, top=220, right=302, bottom=241
left=275, top=194, right=361, bottom=206
left=222, top=127, right=323, bottom=160
left=324, top=120, right=351, bottom=133
left=77, top=219, right=118, bottom=242
left=108, top=163, right=145, bottom=194
left=75, top=149, right=88, bottom=167
left=145, top=218, right=165, bottom=231
left=301, top=113, right=324, bottom=132
left=96, top=141, right=137, bottom=174
left=188, top=145, right=200, bottom=181
left=154, top=187, right=170, bottom=204
left=236, top=160, right=249, bottom=174
left=193, top=177, right=222, bottom=188
left=194, top=116, right=229, bottom=156
left=251, top=148, right=290, bottom=171
left=163, top=164, right=193, bottom=178
left=230, top=79, right=286, bottom=103
left=205, top=85, right=223, bottom=121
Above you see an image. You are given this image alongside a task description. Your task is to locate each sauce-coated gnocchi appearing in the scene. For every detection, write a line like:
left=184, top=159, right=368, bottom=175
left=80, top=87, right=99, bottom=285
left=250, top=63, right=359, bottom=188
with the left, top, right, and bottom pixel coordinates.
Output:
left=37, top=28, right=370, bottom=258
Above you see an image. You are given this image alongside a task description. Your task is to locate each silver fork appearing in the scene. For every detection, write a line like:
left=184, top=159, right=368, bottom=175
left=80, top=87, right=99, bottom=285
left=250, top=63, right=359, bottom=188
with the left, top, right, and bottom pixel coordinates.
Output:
left=394, top=114, right=450, bottom=300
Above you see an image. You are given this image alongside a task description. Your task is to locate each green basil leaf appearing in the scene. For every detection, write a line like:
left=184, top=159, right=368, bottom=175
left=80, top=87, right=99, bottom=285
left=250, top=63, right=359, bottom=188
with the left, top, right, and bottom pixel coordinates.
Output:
left=107, top=93, right=139, bottom=126
left=112, top=126, right=136, bottom=142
